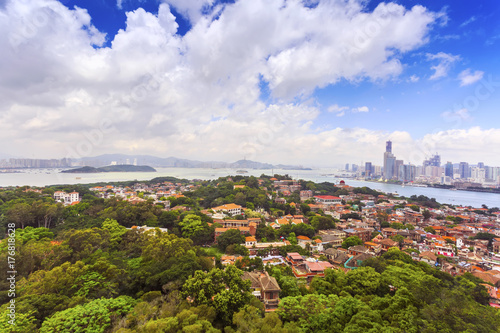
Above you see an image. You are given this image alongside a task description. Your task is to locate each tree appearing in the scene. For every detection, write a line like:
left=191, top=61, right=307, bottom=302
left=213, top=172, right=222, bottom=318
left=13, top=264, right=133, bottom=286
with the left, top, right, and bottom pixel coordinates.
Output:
left=309, top=216, right=335, bottom=231
left=424, top=226, right=436, bottom=234
left=341, top=236, right=363, bottom=249
left=39, top=296, right=136, bottom=333
left=422, top=209, right=431, bottom=220
left=217, top=229, right=245, bottom=252
left=410, top=205, right=420, bottom=212
left=178, top=214, right=213, bottom=245
left=101, top=218, right=127, bottom=248
left=390, top=234, right=405, bottom=248
left=182, top=265, right=252, bottom=325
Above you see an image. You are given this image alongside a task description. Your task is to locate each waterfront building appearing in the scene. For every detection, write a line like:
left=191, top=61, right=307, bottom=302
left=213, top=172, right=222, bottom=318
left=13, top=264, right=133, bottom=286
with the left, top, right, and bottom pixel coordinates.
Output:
left=365, top=162, right=372, bottom=177
left=459, top=162, right=470, bottom=179
left=445, top=162, right=454, bottom=178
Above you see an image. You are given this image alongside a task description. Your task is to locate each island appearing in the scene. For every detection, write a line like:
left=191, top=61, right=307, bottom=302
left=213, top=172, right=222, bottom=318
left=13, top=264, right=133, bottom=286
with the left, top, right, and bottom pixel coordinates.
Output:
left=61, top=165, right=156, bottom=173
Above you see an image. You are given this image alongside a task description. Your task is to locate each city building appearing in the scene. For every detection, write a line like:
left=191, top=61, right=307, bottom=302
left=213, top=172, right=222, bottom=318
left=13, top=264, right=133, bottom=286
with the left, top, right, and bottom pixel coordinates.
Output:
left=445, top=162, right=454, bottom=178
left=365, top=162, right=372, bottom=177
left=459, top=162, right=470, bottom=179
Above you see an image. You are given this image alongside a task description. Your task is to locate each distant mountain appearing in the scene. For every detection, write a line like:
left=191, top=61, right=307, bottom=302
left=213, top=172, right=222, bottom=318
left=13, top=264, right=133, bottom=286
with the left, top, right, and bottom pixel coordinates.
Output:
left=228, top=159, right=274, bottom=169
left=62, top=165, right=156, bottom=173
left=73, top=154, right=309, bottom=170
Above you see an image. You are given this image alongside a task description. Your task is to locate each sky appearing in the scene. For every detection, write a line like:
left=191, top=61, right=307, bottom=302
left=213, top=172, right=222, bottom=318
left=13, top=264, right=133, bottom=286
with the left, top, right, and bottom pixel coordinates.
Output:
left=1, top=0, right=500, bottom=168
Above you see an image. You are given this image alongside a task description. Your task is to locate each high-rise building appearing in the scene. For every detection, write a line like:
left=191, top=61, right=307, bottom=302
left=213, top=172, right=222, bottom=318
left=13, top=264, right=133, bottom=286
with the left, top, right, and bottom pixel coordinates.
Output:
left=365, top=162, right=372, bottom=177
left=383, top=141, right=396, bottom=180
left=478, top=162, right=485, bottom=169
left=345, top=163, right=349, bottom=171
left=386, top=141, right=392, bottom=153
left=458, top=162, right=470, bottom=179
left=384, top=153, right=396, bottom=180
left=399, top=164, right=416, bottom=182
left=423, top=154, right=441, bottom=168
left=395, top=160, right=403, bottom=177
left=445, top=162, right=454, bottom=178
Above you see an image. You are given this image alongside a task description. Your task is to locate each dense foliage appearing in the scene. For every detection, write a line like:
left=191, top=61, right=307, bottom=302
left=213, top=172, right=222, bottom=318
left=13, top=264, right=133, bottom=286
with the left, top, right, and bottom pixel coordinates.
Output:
left=0, top=179, right=498, bottom=332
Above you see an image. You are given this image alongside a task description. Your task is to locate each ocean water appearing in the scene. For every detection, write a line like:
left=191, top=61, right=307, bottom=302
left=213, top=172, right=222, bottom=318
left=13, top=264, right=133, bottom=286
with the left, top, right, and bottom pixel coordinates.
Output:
left=0, top=168, right=498, bottom=208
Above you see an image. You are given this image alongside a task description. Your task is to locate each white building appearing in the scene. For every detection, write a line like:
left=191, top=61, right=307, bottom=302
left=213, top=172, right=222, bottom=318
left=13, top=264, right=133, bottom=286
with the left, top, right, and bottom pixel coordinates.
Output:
left=54, top=191, right=80, bottom=204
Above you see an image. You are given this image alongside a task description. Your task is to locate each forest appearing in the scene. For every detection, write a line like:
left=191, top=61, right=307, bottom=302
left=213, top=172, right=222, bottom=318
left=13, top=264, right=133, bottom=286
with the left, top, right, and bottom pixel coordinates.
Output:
left=0, top=176, right=499, bottom=332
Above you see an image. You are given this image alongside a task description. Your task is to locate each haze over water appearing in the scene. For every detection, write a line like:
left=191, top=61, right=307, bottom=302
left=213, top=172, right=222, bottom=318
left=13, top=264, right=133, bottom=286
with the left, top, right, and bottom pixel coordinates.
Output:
left=0, top=168, right=498, bottom=208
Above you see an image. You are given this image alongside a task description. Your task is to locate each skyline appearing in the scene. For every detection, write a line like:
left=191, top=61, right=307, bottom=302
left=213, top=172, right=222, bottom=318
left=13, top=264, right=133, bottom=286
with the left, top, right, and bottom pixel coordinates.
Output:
left=1, top=0, right=500, bottom=166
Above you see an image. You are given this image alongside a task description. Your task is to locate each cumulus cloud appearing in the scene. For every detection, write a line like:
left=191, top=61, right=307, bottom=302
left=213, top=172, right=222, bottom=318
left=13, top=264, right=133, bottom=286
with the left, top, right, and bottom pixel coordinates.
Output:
left=458, top=68, right=484, bottom=86
left=419, top=127, right=500, bottom=164
left=426, top=52, right=461, bottom=80
left=0, top=0, right=454, bottom=165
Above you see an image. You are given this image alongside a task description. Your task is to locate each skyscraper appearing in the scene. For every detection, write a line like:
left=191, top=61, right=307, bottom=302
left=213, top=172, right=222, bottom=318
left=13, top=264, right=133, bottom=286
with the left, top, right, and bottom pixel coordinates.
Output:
left=445, top=162, right=454, bottom=178
left=424, top=154, right=441, bottom=167
left=383, top=140, right=396, bottom=180
left=399, top=164, right=416, bottom=182
left=365, top=162, right=372, bottom=177
left=459, top=162, right=470, bottom=179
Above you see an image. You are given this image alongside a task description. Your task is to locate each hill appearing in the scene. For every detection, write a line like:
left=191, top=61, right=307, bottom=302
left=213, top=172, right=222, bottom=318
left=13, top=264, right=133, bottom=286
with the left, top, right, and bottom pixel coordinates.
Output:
left=61, top=165, right=156, bottom=173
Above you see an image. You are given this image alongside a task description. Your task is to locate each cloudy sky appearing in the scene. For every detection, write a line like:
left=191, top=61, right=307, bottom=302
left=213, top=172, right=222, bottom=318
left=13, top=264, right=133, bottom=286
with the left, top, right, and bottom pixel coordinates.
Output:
left=1, top=0, right=500, bottom=167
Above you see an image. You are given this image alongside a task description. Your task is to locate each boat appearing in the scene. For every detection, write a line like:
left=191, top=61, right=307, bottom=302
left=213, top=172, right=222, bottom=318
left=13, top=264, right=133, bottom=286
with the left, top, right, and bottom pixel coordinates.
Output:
left=236, top=170, right=248, bottom=174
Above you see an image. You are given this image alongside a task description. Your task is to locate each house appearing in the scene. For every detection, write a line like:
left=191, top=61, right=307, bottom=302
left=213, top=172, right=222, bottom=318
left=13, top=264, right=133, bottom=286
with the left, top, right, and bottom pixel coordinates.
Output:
left=348, top=245, right=369, bottom=256
left=297, top=235, right=312, bottom=249
left=245, top=236, right=257, bottom=247
left=242, top=271, right=281, bottom=311
left=314, top=195, right=342, bottom=205
left=323, top=248, right=350, bottom=267
left=345, top=253, right=373, bottom=269
left=304, top=261, right=333, bottom=275
left=381, top=228, right=398, bottom=238
left=319, top=234, right=343, bottom=248
left=53, top=191, right=80, bottom=205
left=212, top=203, right=243, bottom=216
left=286, top=252, right=304, bottom=266
left=379, top=238, right=399, bottom=251
left=419, top=251, right=438, bottom=266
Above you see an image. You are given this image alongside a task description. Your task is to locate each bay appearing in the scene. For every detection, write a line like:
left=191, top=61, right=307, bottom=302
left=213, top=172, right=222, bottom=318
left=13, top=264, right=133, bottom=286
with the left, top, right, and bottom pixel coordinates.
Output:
left=0, top=167, right=498, bottom=208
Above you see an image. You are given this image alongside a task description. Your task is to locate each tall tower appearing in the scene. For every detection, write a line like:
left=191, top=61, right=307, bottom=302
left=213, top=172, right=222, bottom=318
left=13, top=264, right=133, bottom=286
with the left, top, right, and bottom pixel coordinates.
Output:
left=383, top=140, right=396, bottom=180
left=386, top=141, right=392, bottom=153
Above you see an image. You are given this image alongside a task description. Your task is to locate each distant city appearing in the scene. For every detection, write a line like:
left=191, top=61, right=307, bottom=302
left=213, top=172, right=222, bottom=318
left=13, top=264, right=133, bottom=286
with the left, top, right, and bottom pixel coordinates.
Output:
left=346, top=141, right=500, bottom=189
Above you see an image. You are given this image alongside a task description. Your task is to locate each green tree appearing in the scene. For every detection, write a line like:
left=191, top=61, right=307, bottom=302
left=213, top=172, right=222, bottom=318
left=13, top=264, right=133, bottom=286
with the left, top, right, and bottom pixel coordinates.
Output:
left=309, top=216, right=335, bottom=231
left=182, top=265, right=252, bottom=325
left=39, top=296, right=136, bottom=333
left=424, top=226, right=436, bottom=234
left=217, top=229, right=245, bottom=252
left=341, top=236, right=363, bottom=249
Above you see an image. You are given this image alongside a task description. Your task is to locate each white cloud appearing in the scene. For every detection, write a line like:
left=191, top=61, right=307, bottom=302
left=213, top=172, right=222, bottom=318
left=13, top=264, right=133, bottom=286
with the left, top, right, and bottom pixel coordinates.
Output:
left=458, top=68, right=484, bottom=86
left=460, top=16, right=476, bottom=28
left=353, top=106, right=369, bottom=113
left=162, top=0, right=214, bottom=24
left=0, top=0, right=466, bottom=165
left=408, top=75, right=419, bottom=82
left=117, top=0, right=124, bottom=10
left=328, top=104, right=349, bottom=117
left=441, top=108, right=472, bottom=122
left=419, top=127, right=500, bottom=164
left=426, top=52, right=460, bottom=80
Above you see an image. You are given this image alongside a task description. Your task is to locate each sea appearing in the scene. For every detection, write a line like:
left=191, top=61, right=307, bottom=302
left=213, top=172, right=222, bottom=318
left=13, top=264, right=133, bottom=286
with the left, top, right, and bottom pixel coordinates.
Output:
left=0, top=168, right=499, bottom=208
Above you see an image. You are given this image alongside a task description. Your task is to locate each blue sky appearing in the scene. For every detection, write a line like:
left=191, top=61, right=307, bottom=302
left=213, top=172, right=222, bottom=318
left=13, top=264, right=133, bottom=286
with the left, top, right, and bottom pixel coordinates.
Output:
left=1, top=0, right=500, bottom=167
